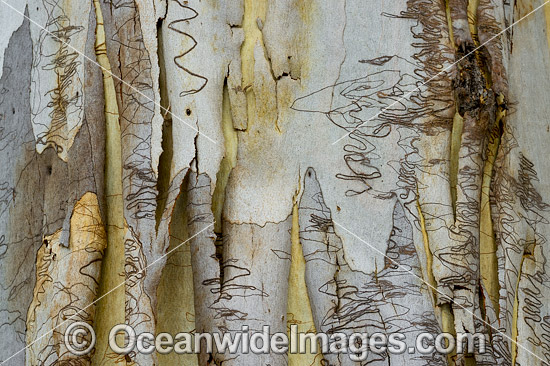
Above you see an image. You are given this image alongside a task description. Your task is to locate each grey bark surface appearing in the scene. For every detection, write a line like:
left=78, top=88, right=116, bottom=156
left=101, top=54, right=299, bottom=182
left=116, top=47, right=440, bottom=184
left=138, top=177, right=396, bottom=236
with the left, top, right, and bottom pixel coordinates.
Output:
left=0, top=0, right=549, bottom=365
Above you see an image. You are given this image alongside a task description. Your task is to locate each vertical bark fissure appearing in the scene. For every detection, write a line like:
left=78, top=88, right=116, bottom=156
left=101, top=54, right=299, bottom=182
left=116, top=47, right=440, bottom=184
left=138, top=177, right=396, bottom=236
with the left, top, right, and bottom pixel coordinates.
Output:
left=91, top=1, right=125, bottom=365
left=155, top=16, right=173, bottom=232
left=444, top=3, right=507, bottom=355
left=211, top=80, right=238, bottom=277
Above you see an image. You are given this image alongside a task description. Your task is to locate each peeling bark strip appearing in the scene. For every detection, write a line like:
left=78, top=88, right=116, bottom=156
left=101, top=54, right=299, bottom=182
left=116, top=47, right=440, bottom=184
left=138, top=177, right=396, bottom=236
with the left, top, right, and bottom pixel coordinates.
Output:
left=1, top=0, right=550, bottom=365
left=299, top=168, right=445, bottom=365
left=0, top=3, right=105, bottom=365
left=26, top=192, right=106, bottom=365
left=28, top=0, right=91, bottom=161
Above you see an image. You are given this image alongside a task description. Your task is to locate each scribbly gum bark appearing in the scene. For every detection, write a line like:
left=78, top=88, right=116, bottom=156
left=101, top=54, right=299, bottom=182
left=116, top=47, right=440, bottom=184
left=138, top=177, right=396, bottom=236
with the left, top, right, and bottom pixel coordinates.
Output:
left=490, top=1, right=550, bottom=365
left=0, top=3, right=106, bottom=365
left=26, top=193, right=106, bottom=365
left=446, top=0, right=499, bottom=337
left=1, top=0, right=550, bottom=366
left=445, top=0, right=505, bottom=364
left=299, top=168, right=445, bottom=366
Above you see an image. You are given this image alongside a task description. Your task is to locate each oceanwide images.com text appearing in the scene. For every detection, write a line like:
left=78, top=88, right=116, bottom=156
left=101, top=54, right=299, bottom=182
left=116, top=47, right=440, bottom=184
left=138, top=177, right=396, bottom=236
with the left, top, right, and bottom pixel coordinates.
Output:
left=65, top=322, right=487, bottom=361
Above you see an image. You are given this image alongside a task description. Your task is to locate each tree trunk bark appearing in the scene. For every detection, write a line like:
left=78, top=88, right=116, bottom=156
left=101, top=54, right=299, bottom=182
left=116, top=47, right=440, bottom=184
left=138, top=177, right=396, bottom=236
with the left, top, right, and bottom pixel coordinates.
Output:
left=0, top=0, right=549, bottom=365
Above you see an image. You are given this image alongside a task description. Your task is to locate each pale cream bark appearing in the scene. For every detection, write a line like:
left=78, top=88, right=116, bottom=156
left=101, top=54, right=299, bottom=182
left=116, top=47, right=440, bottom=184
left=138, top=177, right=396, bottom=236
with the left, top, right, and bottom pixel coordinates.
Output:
left=0, top=0, right=549, bottom=366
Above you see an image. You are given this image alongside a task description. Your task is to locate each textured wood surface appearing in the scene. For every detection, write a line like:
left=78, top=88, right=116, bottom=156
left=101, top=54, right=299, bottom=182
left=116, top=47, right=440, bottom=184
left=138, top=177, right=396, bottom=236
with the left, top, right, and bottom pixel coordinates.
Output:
left=0, top=0, right=549, bottom=365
